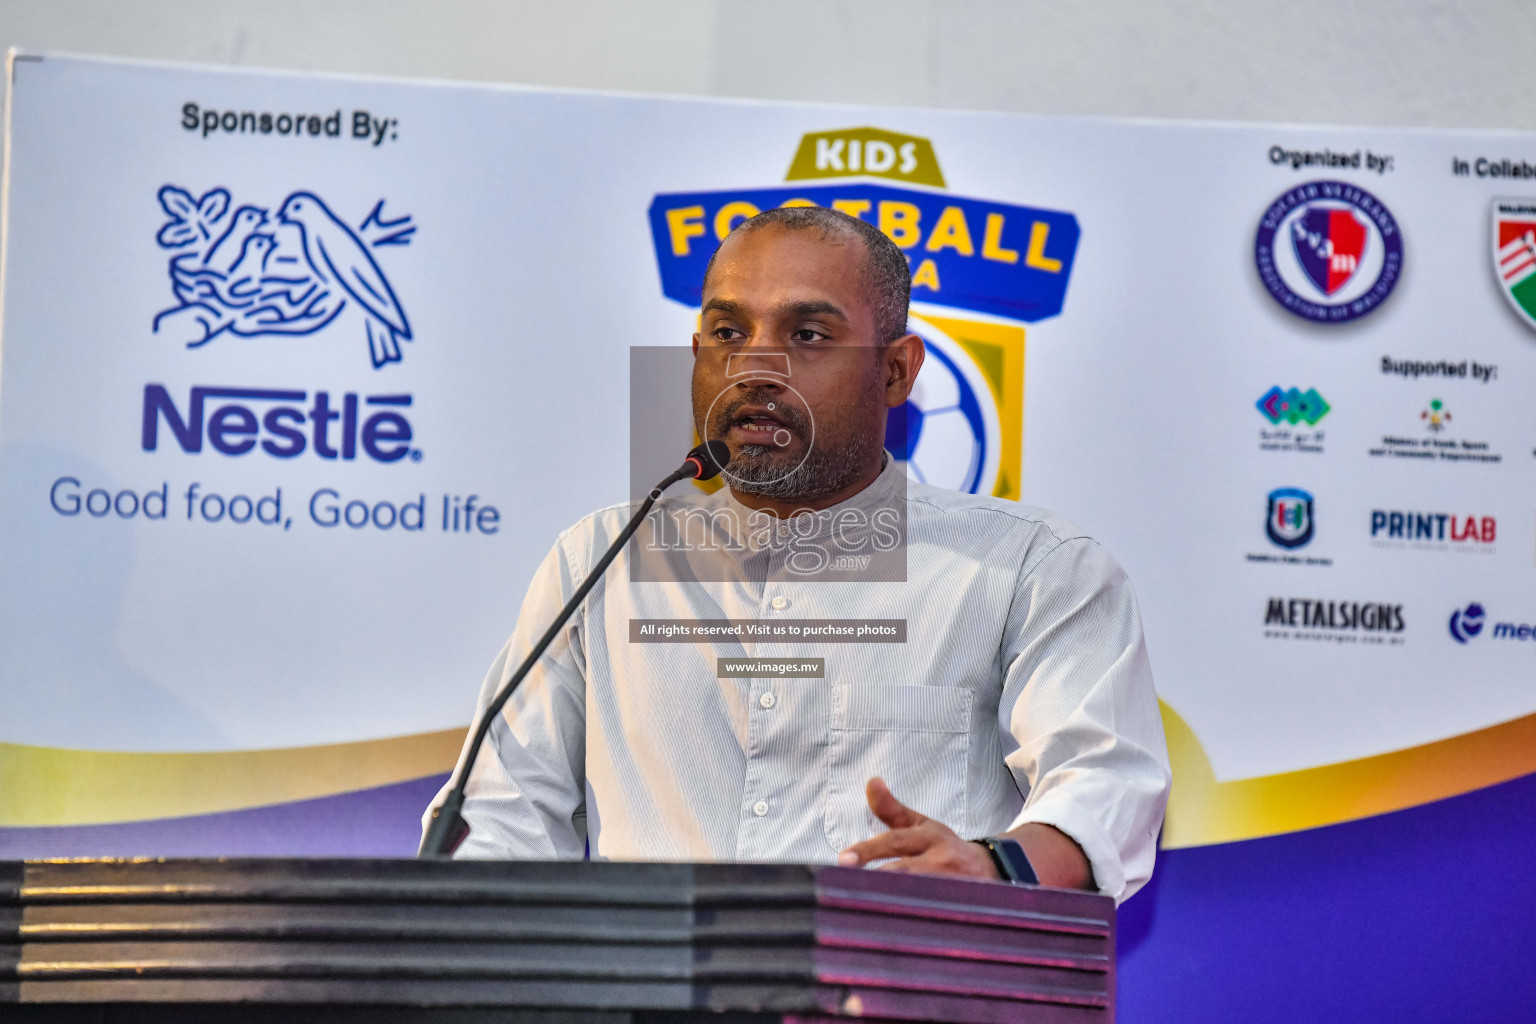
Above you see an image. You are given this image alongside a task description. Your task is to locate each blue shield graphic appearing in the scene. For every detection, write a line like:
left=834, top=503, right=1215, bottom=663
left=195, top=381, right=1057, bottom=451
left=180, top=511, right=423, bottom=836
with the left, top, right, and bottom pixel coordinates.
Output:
left=1266, top=487, right=1314, bottom=549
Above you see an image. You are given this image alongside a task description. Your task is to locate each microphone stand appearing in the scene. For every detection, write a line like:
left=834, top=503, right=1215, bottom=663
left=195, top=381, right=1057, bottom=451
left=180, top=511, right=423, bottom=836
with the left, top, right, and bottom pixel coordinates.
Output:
left=419, top=442, right=729, bottom=858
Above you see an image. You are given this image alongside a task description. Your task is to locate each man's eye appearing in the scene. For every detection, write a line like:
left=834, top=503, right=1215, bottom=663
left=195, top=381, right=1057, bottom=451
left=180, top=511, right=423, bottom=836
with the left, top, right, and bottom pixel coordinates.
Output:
left=790, top=329, right=828, bottom=344
left=712, top=326, right=745, bottom=342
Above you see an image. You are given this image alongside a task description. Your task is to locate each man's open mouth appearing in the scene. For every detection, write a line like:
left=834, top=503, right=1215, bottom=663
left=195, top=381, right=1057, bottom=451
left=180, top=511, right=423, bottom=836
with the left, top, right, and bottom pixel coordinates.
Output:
left=726, top=406, right=792, bottom=444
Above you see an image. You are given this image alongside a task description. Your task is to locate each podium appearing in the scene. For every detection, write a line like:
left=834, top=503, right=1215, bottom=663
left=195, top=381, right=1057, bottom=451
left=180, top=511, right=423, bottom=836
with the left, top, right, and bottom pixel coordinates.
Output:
left=1, top=859, right=1115, bottom=1022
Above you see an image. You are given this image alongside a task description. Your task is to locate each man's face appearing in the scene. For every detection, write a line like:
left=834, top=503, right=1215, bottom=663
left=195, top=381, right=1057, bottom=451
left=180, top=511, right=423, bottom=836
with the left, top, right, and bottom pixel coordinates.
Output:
left=691, top=225, right=911, bottom=503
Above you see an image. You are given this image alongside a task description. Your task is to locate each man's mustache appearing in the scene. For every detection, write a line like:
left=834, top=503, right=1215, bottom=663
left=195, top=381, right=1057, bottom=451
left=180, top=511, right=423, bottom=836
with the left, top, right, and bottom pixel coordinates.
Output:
left=710, top=389, right=811, bottom=440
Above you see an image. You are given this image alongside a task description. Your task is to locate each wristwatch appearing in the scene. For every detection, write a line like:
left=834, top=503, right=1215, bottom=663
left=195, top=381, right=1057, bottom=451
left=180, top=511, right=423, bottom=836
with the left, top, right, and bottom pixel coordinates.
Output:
left=974, top=836, right=1039, bottom=885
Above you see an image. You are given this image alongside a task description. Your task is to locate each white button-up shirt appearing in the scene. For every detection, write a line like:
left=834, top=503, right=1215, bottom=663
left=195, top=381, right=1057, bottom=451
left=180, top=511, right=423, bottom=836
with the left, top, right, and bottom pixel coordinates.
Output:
left=427, top=457, right=1171, bottom=903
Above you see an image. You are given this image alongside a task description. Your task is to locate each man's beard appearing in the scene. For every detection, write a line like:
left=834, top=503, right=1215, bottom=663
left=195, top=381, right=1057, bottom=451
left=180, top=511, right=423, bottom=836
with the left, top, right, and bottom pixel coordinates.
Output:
left=707, top=384, right=884, bottom=502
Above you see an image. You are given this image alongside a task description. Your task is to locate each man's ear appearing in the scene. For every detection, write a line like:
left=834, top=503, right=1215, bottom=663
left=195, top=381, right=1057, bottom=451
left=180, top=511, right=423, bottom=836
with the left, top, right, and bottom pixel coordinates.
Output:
left=883, top=333, right=925, bottom=407
left=692, top=331, right=700, bottom=356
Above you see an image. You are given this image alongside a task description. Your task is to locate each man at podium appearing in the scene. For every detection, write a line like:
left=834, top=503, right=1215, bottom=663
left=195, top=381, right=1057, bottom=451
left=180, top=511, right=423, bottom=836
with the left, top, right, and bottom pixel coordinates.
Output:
left=426, top=207, right=1170, bottom=903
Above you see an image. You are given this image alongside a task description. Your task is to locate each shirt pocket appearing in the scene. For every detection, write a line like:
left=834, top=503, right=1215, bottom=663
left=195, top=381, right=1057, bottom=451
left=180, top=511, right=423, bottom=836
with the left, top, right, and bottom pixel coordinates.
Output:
left=823, top=684, right=973, bottom=853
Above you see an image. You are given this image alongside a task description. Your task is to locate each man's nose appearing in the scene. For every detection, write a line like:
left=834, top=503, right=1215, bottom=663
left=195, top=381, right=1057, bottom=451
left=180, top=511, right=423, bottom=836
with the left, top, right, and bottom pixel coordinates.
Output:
left=726, top=344, right=791, bottom=382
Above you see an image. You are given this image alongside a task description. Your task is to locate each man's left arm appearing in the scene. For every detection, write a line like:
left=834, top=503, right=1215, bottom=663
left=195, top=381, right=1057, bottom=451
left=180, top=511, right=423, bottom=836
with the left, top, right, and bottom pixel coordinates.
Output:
left=839, top=536, right=1172, bottom=903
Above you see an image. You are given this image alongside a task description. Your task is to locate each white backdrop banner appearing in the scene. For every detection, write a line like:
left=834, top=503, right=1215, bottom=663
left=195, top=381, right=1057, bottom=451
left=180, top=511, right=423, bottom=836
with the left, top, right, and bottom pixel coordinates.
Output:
left=1, top=53, right=1533, bottom=854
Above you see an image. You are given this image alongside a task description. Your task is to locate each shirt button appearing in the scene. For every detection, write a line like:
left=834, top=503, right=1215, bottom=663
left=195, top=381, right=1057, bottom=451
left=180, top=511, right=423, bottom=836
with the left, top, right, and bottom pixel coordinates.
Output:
left=770, top=596, right=789, bottom=611
left=752, top=800, right=769, bottom=817
left=758, top=692, right=777, bottom=710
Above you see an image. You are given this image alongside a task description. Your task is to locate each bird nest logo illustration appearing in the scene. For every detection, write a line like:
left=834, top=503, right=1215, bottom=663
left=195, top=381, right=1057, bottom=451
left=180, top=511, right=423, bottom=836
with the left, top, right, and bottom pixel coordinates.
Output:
left=153, top=186, right=415, bottom=368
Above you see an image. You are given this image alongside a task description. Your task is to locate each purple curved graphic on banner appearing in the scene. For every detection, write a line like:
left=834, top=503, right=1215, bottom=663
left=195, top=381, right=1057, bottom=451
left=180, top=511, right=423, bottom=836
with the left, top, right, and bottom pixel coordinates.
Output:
left=0, top=774, right=447, bottom=859
left=1119, top=770, right=1536, bottom=1023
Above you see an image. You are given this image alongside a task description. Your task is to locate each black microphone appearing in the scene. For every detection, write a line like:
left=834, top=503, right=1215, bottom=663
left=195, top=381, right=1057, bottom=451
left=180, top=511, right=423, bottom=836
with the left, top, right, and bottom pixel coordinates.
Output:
left=420, top=440, right=731, bottom=858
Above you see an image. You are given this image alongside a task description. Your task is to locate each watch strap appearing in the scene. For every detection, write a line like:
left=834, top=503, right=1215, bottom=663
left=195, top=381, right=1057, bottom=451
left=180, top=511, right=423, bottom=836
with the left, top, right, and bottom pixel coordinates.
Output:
left=974, top=836, right=1039, bottom=885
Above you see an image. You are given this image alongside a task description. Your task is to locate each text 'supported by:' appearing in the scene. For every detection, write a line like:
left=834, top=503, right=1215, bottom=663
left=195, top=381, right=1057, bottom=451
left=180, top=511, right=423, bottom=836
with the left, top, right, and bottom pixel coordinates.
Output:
left=629, top=619, right=906, bottom=642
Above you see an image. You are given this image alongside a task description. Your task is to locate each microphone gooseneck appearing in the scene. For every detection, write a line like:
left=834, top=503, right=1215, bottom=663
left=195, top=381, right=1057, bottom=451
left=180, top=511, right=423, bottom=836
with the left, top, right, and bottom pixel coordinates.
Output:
left=420, top=440, right=732, bottom=858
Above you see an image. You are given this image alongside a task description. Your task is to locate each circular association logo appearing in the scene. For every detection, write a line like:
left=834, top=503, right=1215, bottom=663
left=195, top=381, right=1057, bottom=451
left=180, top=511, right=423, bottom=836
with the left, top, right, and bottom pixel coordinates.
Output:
left=1254, top=180, right=1403, bottom=323
left=886, top=315, right=1001, bottom=495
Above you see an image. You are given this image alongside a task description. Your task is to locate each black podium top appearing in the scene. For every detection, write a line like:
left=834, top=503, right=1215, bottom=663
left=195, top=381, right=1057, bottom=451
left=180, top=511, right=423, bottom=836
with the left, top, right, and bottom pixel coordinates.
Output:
left=0, top=858, right=1114, bottom=1023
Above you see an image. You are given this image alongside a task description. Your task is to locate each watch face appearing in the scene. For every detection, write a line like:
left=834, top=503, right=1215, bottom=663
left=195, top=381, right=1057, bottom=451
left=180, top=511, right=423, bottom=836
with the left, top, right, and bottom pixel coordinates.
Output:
left=997, top=839, right=1039, bottom=885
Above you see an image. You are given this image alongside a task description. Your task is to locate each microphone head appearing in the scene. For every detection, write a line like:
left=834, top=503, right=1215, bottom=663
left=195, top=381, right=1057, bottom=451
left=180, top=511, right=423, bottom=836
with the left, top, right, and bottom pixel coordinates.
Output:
left=686, top=439, right=732, bottom=481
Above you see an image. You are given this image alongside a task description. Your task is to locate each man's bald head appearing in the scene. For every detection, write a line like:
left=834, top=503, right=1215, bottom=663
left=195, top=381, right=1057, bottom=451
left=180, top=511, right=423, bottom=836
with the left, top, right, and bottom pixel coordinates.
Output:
left=702, top=206, right=912, bottom=345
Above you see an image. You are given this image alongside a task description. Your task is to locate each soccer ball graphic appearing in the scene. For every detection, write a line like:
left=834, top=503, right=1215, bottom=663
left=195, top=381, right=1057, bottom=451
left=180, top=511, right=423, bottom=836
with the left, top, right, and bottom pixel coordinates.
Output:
left=886, top=315, right=1001, bottom=494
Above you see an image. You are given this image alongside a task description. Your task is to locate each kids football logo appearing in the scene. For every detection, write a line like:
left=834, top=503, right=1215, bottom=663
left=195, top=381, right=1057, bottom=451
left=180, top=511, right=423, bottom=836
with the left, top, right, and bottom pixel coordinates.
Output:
left=1255, top=180, right=1403, bottom=323
left=647, top=127, right=1081, bottom=499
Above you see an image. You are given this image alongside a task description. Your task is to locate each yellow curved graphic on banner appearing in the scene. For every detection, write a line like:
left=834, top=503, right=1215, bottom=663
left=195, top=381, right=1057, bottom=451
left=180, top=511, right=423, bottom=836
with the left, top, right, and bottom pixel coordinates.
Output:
left=10, top=707, right=1535, bottom=836
left=0, top=729, right=464, bottom=828
left=1161, top=701, right=1536, bottom=849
